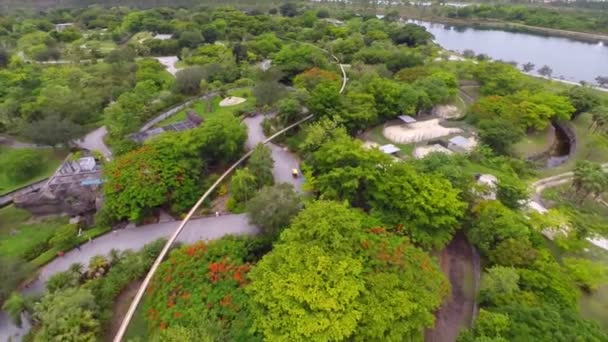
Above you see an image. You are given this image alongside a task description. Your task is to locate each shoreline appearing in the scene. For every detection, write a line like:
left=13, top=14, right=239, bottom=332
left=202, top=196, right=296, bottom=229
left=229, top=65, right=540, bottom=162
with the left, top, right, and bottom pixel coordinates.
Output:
left=408, top=15, right=608, bottom=45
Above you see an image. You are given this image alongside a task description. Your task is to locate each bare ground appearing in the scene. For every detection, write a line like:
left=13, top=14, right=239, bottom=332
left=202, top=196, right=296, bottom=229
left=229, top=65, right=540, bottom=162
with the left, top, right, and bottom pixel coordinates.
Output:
left=425, top=233, right=478, bottom=342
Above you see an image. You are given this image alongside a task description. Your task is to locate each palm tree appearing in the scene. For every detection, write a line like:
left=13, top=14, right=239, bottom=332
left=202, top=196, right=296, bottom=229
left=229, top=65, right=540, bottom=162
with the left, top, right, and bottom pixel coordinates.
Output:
left=590, top=107, right=608, bottom=133
left=572, top=161, right=607, bottom=202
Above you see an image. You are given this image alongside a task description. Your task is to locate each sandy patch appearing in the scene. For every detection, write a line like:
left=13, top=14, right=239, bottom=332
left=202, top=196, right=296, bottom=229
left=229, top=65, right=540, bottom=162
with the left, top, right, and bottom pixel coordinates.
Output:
left=219, top=96, right=246, bottom=107
left=362, top=141, right=380, bottom=150
left=413, top=144, right=452, bottom=159
left=383, top=119, right=462, bottom=144
left=433, top=105, right=462, bottom=119
left=154, top=56, right=181, bottom=77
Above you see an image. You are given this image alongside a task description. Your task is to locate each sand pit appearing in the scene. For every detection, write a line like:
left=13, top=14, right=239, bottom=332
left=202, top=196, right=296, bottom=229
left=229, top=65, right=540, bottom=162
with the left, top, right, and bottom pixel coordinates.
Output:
left=433, top=105, right=462, bottom=119
left=154, top=56, right=181, bottom=77
left=383, top=119, right=462, bottom=144
left=413, top=144, right=453, bottom=159
left=219, top=96, right=246, bottom=107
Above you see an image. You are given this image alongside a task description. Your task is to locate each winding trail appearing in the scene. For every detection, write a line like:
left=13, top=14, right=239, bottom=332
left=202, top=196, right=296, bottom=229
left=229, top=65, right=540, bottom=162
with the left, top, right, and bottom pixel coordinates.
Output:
left=0, top=41, right=347, bottom=341
left=76, top=126, right=112, bottom=159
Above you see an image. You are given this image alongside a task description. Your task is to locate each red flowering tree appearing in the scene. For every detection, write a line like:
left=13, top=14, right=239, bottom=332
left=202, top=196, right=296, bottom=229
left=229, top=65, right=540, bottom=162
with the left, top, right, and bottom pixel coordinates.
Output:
left=144, top=237, right=258, bottom=340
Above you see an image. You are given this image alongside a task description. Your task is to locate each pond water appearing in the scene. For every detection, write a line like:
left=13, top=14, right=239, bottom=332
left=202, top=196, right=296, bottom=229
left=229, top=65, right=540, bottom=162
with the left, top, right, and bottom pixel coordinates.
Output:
left=410, top=20, right=608, bottom=85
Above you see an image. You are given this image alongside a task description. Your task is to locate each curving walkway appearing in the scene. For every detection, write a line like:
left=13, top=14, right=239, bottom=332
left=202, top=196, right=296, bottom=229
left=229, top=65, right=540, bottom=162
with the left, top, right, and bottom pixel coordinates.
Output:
left=0, top=214, right=258, bottom=341
left=76, top=126, right=112, bottom=159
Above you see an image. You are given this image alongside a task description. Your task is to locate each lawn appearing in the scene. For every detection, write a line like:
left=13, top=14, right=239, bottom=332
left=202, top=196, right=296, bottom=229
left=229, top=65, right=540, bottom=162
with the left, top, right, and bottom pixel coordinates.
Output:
left=545, top=237, right=608, bottom=333
left=155, top=88, right=256, bottom=127
left=513, top=126, right=553, bottom=159
left=538, top=113, right=608, bottom=177
left=0, top=147, right=67, bottom=195
left=124, top=303, right=149, bottom=341
left=0, top=206, right=68, bottom=259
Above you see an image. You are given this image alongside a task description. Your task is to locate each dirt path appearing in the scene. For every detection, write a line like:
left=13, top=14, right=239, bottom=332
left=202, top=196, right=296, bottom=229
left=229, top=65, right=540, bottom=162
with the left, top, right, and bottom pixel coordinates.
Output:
left=106, top=280, right=143, bottom=341
left=426, top=233, right=478, bottom=342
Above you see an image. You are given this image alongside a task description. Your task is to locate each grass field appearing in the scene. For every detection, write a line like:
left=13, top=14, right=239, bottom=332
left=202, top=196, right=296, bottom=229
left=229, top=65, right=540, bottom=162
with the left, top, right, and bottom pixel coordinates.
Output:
left=513, top=126, right=553, bottom=159
left=0, top=147, right=67, bottom=195
left=0, top=206, right=68, bottom=259
left=124, top=303, right=149, bottom=341
left=156, top=88, right=256, bottom=127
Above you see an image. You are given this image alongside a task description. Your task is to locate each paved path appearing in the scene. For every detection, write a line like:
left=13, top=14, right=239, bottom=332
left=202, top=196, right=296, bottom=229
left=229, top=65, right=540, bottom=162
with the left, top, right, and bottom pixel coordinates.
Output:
left=76, top=126, right=112, bottom=159
left=244, top=114, right=304, bottom=191
left=0, top=214, right=258, bottom=341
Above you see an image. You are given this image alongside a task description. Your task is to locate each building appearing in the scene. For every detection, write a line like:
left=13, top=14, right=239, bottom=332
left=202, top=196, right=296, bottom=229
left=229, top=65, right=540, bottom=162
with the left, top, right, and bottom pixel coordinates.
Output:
left=55, top=23, right=74, bottom=32
left=379, top=144, right=400, bottom=155
left=447, top=135, right=477, bottom=153
left=128, top=111, right=203, bottom=143
left=14, top=154, right=103, bottom=216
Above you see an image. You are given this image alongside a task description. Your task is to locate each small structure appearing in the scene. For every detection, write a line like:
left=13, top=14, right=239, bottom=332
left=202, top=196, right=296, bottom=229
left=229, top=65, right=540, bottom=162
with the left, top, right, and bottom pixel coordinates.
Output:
left=153, top=34, right=173, bottom=40
left=55, top=23, right=74, bottom=32
left=475, top=174, right=498, bottom=200
left=219, top=96, right=246, bottom=107
left=398, top=115, right=417, bottom=125
left=14, top=154, right=103, bottom=216
left=379, top=144, right=400, bottom=155
left=128, top=112, right=203, bottom=143
left=413, top=144, right=452, bottom=159
left=448, top=135, right=477, bottom=153
left=324, top=18, right=345, bottom=26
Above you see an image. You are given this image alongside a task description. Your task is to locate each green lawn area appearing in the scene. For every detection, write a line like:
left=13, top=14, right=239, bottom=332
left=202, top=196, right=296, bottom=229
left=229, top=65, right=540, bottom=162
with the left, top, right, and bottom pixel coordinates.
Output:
left=513, top=126, right=553, bottom=159
left=545, top=237, right=608, bottom=333
left=124, top=303, right=149, bottom=341
left=0, top=206, right=68, bottom=259
left=129, top=31, right=153, bottom=44
left=155, top=88, right=256, bottom=127
left=538, top=113, right=608, bottom=177
left=0, top=147, right=67, bottom=195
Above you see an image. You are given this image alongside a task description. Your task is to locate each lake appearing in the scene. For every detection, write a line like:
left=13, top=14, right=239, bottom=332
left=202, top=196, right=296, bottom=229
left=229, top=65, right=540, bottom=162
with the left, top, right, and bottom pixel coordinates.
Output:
left=410, top=20, right=608, bottom=85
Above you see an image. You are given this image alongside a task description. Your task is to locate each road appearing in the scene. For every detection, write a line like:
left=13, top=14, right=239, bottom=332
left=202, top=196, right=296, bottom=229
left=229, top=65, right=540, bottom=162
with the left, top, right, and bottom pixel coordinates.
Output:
left=0, top=214, right=258, bottom=341
left=244, top=114, right=304, bottom=191
left=76, top=126, right=112, bottom=159
left=0, top=111, right=305, bottom=342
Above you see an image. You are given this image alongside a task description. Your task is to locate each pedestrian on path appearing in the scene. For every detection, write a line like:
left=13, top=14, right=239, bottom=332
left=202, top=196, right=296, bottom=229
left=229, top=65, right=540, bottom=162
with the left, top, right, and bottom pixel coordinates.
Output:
left=76, top=245, right=81, bottom=251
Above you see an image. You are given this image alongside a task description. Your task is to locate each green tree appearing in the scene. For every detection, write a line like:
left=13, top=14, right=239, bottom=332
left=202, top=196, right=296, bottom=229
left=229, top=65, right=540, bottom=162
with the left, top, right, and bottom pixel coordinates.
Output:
left=479, top=266, right=520, bottom=307
left=33, top=288, right=100, bottom=342
left=369, top=163, right=466, bottom=250
left=488, top=238, right=538, bottom=267
left=230, top=168, right=257, bottom=203
left=1, top=149, right=44, bottom=182
left=248, top=201, right=449, bottom=341
left=0, top=257, right=32, bottom=304
left=389, top=24, right=433, bottom=47
left=458, top=309, right=510, bottom=342
left=273, top=44, right=328, bottom=79
left=307, top=82, right=342, bottom=118
left=253, top=79, right=286, bottom=107
left=572, top=160, right=608, bottom=200
left=279, top=3, right=299, bottom=17
left=496, top=174, right=529, bottom=209
left=562, top=257, right=608, bottom=293
left=2, top=292, right=27, bottom=327
left=475, top=62, right=524, bottom=96
left=175, top=67, right=206, bottom=95
left=477, top=118, right=524, bottom=155
left=246, top=183, right=302, bottom=236
left=178, top=30, right=203, bottom=48
left=562, top=86, right=601, bottom=117
left=195, top=112, right=247, bottom=164
left=247, top=144, right=274, bottom=188
left=23, top=115, right=85, bottom=147
left=339, top=92, right=378, bottom=133
left=468, top=201, right=530, bottom=256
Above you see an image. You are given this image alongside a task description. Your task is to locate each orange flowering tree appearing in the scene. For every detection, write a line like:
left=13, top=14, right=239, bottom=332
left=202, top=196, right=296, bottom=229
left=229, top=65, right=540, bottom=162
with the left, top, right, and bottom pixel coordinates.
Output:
left=144, top=237, right=262, bottom=341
